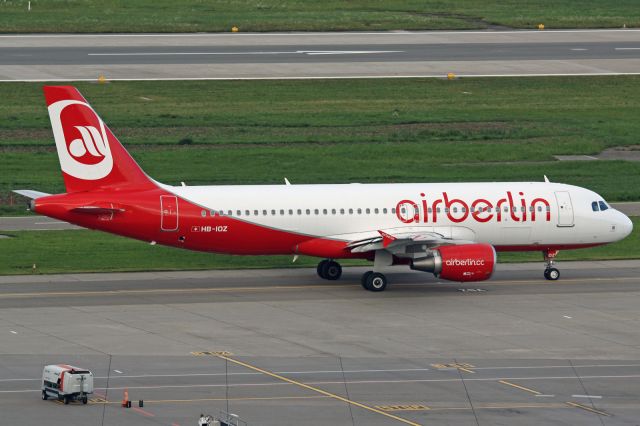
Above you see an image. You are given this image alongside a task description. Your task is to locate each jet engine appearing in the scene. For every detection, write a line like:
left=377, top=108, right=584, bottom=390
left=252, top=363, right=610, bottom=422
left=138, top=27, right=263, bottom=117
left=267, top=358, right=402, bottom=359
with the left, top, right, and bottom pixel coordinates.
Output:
left=411, top=243, right=496, bottom=282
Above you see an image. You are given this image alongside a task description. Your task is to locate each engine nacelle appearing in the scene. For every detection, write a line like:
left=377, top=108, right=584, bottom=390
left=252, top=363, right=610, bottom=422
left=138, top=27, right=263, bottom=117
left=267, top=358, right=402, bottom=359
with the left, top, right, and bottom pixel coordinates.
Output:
left=411, top=243, right=496, bottom=282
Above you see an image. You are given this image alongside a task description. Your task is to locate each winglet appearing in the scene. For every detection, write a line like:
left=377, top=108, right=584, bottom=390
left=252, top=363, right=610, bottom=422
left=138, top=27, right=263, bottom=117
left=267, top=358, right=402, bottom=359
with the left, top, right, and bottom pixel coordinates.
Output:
left=544, top=175, right=550, bottom=183
left=378, top=230, right=396, bottom=248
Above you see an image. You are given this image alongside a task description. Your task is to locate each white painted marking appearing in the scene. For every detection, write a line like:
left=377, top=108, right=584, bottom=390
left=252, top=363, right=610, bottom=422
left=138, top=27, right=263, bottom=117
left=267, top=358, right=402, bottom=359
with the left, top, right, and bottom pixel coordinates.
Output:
left=535, top=394, right=555, bottom=398
left=90, top=51, right=296, bottom=56
left=563, top=315, right=572, bottom=319
left=571, top=48, right=588, bottom=51
left=298, top=50, right=403, bottom=55
left=0, top=374, right=638, bottom=394
left=9, top=331, right=17, bottom=334
left=572, top=394, right=602, bottom=399
left=3, top=72, right=640, bottom=83
left=2, top=363, right=640, bottom=384
left=89, top=50, right=402, bottom=56
left=615, top=47, right=640, bottom=50
left=113, top=370, right=123, bottom=374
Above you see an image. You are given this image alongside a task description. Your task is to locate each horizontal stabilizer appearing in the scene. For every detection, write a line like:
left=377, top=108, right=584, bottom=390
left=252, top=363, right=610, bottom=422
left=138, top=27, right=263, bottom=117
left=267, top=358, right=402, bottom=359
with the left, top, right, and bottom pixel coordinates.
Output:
left=12, top=189, right=51, bottom=199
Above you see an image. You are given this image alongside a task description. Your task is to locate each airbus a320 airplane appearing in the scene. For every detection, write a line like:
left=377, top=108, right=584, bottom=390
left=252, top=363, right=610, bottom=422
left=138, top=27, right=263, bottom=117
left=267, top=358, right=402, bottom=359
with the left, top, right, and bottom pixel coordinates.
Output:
left=15, top=86, right=633, bottom=291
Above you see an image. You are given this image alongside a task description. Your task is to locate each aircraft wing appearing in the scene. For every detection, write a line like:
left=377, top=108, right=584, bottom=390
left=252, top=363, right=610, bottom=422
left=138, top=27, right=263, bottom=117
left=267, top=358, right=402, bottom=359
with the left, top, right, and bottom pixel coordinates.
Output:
left=347, top=229, right=474, bottom=253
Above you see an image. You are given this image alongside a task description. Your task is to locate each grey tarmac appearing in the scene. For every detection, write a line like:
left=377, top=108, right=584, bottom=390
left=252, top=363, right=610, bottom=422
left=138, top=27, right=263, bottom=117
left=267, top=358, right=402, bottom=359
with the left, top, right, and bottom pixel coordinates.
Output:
left=1, top=29, right=639, bottom=81
left=1, top=261, right=640, bottom=425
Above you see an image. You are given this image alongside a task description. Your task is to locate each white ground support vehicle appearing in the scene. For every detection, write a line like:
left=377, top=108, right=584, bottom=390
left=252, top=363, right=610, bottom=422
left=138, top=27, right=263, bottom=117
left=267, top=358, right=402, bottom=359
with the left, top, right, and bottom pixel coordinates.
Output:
left=41, top=365, right=93, bottom=405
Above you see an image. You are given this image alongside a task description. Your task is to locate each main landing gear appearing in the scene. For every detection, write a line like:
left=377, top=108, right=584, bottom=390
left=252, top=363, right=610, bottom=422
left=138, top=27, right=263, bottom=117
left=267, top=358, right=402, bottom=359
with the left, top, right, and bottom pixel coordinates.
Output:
left=543, top=249, right=560, bottom=281
left=361, top=271, right=388, bottom=292
left=317, top=259, right=342, bottom=281
left=316, top=260, right=389, bottom=291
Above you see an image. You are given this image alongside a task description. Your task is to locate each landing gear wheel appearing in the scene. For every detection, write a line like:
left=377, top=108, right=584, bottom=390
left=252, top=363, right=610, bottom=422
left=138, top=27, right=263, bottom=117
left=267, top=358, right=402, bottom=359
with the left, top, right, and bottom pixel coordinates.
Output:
left=317, top=260, right=330, bottom=279
left=365, top=272, right=388, bottom=292
left=323, top=261, right=342, bottom=281
left=544, top=268, right=560, bottom=281
left=82, top=396, right=88, bottom=405
left=63, top=395, right=70, bottom=405
left=42, top=390, right=48, bottom=400
left=361, top=271, right=373, bottom=289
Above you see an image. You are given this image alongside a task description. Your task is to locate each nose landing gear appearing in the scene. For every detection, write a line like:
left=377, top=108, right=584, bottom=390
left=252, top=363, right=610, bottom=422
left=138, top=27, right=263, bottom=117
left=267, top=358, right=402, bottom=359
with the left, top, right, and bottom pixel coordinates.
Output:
left=543, top=249, right=560, bottom=281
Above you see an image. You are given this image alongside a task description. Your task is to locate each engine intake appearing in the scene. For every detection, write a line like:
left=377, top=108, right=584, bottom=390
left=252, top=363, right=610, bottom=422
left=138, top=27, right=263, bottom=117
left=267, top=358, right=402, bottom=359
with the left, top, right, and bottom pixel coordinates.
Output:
left=411, top=243, right=496, bottom=282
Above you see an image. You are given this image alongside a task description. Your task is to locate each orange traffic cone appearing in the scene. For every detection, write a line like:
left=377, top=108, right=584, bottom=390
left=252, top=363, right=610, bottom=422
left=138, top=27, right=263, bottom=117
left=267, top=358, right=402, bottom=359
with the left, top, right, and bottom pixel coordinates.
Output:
left=121, top=388, right=129, bottom=407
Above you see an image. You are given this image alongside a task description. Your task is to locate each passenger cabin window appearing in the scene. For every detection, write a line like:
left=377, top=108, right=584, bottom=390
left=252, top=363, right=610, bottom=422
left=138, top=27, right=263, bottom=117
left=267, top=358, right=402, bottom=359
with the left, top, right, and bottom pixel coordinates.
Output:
left=599, top=201, right=609, bottom=211
left=592, top=201, right=599, bottom=212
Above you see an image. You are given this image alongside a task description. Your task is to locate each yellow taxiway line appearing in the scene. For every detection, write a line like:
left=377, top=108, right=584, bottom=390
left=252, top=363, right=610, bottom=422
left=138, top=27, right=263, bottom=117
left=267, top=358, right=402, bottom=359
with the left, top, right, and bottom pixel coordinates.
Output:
left=2, top=275, right=635, bottom=299
left=215, top=353, right=422, bottom=426
left=565, top=401, right=610, bottom=416
left=498, top=380, right=542, bottom=395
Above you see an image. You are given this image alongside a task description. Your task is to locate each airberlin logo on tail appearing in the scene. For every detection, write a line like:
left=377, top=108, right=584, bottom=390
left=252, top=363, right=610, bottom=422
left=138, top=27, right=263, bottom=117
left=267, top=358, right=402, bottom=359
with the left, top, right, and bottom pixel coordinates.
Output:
left=48, top=100, right=113, bottom=180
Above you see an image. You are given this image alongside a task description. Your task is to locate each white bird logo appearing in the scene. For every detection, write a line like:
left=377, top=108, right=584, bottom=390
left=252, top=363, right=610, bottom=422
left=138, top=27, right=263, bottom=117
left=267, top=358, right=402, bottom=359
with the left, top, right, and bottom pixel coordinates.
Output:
left=68, top=126, right=107, bottom=158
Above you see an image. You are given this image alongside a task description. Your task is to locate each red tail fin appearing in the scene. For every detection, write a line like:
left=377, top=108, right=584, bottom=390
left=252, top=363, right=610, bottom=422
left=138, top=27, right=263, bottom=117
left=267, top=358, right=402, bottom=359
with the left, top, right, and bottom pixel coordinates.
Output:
left=44, top=86, right=155, bottom=193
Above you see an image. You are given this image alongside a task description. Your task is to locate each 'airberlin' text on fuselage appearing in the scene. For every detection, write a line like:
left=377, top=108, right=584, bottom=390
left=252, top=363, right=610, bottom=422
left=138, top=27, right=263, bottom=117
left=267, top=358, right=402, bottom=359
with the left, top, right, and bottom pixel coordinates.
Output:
left=396, top=192, right=551, bottom=224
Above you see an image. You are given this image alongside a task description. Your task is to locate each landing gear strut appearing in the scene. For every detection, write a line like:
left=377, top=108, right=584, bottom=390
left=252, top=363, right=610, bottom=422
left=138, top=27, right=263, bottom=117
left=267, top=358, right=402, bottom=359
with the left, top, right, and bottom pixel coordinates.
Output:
left=317, top=259, right=342, bottom=281
left=543, top=249, right=560, bottom=281
left=361, top=271, right=388, bottom=292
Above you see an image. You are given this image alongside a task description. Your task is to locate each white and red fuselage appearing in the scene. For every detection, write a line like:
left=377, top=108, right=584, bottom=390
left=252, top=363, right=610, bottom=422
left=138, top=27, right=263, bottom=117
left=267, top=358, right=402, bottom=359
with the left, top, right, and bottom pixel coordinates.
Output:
left=18, top=86, right=633, bottom=290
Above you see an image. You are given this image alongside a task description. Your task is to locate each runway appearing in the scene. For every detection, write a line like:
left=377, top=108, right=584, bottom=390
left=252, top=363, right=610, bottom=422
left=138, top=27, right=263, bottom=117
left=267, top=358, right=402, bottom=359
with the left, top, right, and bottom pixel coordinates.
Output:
left=1, top=29, right=639, bottom=81
left=1, top=261, right=640, bottom=424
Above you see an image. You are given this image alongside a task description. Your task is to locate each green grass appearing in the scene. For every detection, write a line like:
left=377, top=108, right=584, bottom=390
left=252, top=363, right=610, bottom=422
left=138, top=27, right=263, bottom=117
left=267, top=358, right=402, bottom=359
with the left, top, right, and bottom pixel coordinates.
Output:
left=1, top=217, right=638, bottom=275
left=2, top=76, right=640, bottom=213
left=0, top=1, right=638, bottom=32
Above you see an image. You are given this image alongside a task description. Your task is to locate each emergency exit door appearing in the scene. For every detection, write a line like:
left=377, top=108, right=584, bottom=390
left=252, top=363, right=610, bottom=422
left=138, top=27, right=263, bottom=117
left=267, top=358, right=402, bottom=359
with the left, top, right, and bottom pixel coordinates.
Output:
left=554, top=191, right=574, bottom=227
left=160, top=195, right=178, bottom=231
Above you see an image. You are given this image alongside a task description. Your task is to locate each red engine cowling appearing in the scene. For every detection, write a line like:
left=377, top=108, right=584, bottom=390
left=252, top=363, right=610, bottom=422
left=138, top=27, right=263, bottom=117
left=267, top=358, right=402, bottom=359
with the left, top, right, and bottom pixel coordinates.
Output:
left=411, top=243, right=496, bottom=282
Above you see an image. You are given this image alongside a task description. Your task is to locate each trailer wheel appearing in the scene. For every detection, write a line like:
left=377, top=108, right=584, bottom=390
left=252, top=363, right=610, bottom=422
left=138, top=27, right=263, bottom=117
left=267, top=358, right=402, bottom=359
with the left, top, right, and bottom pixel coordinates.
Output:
left=82, top=396, right=88, bottom=404
left=63, top=395, right=70, bottom=405
left=42, top=390, right=48, bottom=400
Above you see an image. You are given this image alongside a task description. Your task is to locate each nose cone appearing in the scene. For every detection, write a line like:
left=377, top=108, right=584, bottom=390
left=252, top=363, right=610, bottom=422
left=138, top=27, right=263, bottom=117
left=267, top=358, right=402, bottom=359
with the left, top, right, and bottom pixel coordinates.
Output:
left=618, top=213, right=633, bottom=240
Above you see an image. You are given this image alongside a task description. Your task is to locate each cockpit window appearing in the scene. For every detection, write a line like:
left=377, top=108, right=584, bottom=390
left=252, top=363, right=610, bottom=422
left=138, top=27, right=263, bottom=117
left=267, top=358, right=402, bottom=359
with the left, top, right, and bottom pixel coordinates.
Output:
left=599, top=201, right=609, bottom=211
left=591, top=201, right=599, bottom=212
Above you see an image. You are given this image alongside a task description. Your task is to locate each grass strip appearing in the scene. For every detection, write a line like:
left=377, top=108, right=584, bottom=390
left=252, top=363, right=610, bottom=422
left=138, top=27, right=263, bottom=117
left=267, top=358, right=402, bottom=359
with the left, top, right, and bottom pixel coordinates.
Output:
left=2, top=76, right=640, bottom=219
left=0, top=1, right=638, bottom=32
